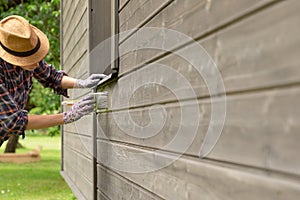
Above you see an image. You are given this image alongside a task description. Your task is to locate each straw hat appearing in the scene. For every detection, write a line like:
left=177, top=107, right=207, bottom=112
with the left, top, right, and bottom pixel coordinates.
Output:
left=0, top=15, right=49, bottom=66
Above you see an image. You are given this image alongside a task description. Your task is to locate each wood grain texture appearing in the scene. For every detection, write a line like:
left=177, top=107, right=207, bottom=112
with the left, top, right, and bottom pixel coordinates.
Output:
left=63, top=148, right=93, bottom=200
left=61, top=1, right=94, bottom=200
left=63, top=112, right=94, bottom=136
left=65, top=57, right=88, bottom=78
left=63, top=136, right=94, bottom=200
left=116, top=0, right=300, bottom=107
left=62, top=0, right=88, bottom=74
left=61, top=0, right=300, bottom=199
left=119, top=0, right=279, bottom=75
left=64, top=145, right=94, bottom=182
left=63, top=131, right=94, bottom=159
left=119, top=0, right=171, bottom=41
left=97, top=190, right=111, bottom=200
left=61, top=171, right=87, bottom=200
left=97, top=86, right=300, bottom=176
left=119, top=0, right=130, bottom=11
left=97, top=165, right=162, bottom=200
left=210, top=87, right=300, bottom=174
left=211, top=0, right=300, bottom=92
left=62, top=0, right=71, bottom=21
left=63, top=0, right=86, bottom=36
left=63, top=9, right=88, bottom=61
left=63, top=30, right=88, bottom=73
left=96, top=140, right=300, bottom=200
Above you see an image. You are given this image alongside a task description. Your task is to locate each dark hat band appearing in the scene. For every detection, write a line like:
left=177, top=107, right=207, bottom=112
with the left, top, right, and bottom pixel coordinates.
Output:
left=0, top=38, right=41, bottom=57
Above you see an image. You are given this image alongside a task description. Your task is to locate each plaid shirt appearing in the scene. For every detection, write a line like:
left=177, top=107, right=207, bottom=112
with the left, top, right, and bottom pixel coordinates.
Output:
left=0, top=58, right=68, bottom=146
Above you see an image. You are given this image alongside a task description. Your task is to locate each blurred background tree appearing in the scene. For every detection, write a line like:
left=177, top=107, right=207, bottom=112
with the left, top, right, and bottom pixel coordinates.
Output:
left=0, top=0, right=61, bottom=152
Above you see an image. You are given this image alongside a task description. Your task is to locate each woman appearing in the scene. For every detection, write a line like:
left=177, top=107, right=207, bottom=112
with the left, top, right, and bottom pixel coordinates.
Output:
left=0, top=15, right=105, bottom=146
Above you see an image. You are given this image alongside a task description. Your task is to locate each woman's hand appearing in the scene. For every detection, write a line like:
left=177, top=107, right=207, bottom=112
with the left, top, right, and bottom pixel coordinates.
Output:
left=75, top=74, right=107, bottom=88
left=63, top=95, right=95, bottom=124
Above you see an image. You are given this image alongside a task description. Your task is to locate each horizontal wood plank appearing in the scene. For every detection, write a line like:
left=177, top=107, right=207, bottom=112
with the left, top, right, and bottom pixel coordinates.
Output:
left=63, top=0, right=86, bottom=36
left=74, top=168, right=93, bottom=200
left=97, top=164, right=162, bottom=200
left=61, top=171, right=87, bottom=200
left=62, top=0, right=77, bottom=29
left=62, top=152, right=93, bottom=200
left=97, top=140, right=300, bottom=200
left=64, top=145, right=94, bottom=182
left=97, top=190, right=110, bottom=200
left=119, top=0, right=279, bottom=75
left=115, top=0, right=300, bottom=108
left=64, top=51, right=88, bottom=78
left=210, top=0, right=300, bottom=92
left=97, top=86, right=300, bottom=175
left=61, top=0, right=300, bottom=199
left=63, top=31, right=88, bottom=72
left=63, top=114, right=94, bottom=137
left=119, top=0, right=130, bottom=11
left=63, top=131, right=94, bottom=159
left=63, top=9, right=88, bottom=60
left=119, top=0, right=171, bottom=41
left=209, top=87, right=300, bottom=175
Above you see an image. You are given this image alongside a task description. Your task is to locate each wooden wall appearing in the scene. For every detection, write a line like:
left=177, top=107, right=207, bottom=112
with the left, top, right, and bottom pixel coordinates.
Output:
left=61, top=0, right=300, bottom=199
left=61, top=0, right=94, bottom=199
left=96, top=0, right=300, bottom=199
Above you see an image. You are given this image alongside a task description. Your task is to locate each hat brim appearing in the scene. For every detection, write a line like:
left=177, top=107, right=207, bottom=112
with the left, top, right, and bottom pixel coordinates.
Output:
left=0, top=25, right=49, bottom=66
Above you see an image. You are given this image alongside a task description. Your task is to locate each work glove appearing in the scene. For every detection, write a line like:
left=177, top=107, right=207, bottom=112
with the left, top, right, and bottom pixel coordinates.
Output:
left=63, top=95, right=95, bottom=124
left=75, top=74, right=107, bottom=88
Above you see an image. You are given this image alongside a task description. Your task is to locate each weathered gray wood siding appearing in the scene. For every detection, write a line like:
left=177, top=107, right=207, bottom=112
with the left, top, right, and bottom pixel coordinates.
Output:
left=61, top=0, right=94, bottom=199
left=96, top=0, right=300, bottom=199
left=61, top=0, right=300, bottom=199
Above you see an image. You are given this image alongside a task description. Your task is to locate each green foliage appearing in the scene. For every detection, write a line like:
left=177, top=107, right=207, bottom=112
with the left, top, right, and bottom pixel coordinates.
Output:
left=0, top=0, right=9, bottom=13
left=0, top=0, right=61, bottom=136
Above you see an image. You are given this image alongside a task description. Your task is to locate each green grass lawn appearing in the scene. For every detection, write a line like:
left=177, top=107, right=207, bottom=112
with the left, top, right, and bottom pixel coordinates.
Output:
left=0, top=135, right=76, bottom=200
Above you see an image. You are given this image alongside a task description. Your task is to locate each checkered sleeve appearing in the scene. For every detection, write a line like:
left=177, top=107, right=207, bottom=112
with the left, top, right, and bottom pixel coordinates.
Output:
left=0, top=74, right=28, bottom=146
left=33, top=60, right=69, bottom=97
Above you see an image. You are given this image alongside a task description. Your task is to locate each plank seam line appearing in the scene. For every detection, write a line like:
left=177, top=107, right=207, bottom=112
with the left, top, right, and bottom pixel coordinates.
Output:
left=65, top=48, right=88, bottom=73
left=96, top=163, right=164, bottom=200
left=63, top=0, right=86, bottom=36
left=187, top=0, right=284, bottom=43
left=220, top=81, right=300, bottom=97
left=63, top=8, right=87, bottom=52
left=119, top=0, right=175, bottom=45
left=96, top=189, right=112, bottom=200
left=62, top=0, right=73, bottom=26
left=64, top=130, right=93, bottom=139
left=62, top=164, right=93, bottom=187
left=118, top=0, right=131, bottom=13
left=63, top=0, right=82, bottom=36
left=61, top=170, right=92, bottom=200
left=60, top=172, right=87, bottom=200
left=119, top=0, right=285, bottom=77
left=99, top=81, right=300, bottom=113
left=205, top=157, right=300, bottom=183
left=96, top=139, right=300, bottom=183
left=64, top=144, right=93, bottom=162
left=64, top=29, right=88, bottom=67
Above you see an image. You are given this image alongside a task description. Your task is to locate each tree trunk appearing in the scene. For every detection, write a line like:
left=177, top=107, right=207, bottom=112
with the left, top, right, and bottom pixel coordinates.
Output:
left=4, top=134, right=19, bottom=153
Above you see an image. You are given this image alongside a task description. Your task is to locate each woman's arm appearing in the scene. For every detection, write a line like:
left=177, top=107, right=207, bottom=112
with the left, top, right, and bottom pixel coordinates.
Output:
left=26, top=114, right=64, bottom=130
left=61, top=75, right=77, bottom=89
left=61, top=74, right=107, bottom=89
left=26, top=94, right=96, bottom=130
